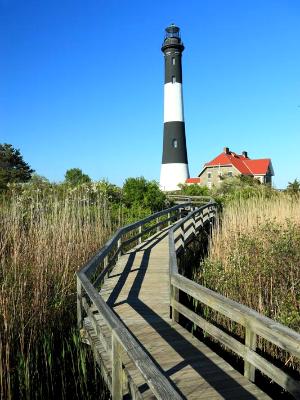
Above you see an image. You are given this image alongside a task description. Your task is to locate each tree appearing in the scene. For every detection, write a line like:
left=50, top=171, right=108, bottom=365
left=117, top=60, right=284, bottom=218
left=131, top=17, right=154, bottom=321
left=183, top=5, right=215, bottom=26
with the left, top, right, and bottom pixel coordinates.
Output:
left=123, top=177, right=166, bottom=212
left=95, top=179, right=122, bottom=203
left=30, top=173, right=50, bottom=184
left=64, top=168, right=91, bottom=186
left=286, top=179, right=300, bottom=195
left=178, top=183, right=210, bottom=196
left=0, top=143, right=34, bottom=189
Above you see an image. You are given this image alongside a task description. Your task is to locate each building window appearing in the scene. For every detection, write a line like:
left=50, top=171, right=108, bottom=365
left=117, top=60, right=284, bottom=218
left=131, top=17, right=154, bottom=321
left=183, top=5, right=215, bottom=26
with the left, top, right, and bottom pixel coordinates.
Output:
left=228, top=172, right=233, bottom=177
left=172, top=57, right=175, bottom=65
left=207, top=172, right=211, bottom=179
left=172, top=139, right=178, bottom=148
left=208, top=182, right=212, bottom=189
left=172, top=75, right=176, bottom=83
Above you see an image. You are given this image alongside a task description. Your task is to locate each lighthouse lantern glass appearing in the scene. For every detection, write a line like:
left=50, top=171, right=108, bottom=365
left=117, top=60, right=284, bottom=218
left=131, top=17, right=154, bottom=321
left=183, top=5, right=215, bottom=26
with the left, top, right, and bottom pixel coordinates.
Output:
left=165, top=25, right=180, bottom=40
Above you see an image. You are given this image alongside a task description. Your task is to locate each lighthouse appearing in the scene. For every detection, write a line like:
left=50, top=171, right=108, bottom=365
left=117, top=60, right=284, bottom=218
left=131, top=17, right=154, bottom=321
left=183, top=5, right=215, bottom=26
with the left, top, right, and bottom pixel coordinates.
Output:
left=160, top=24, right=189, bottom=191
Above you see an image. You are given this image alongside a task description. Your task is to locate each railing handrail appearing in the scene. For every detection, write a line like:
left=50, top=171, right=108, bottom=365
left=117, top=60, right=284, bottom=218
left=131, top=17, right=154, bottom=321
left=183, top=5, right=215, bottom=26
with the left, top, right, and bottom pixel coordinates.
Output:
left=169, top=201, right=216, bottom=274
left=171, top=273, right=300, bottom=356
left=81, top=202, right=191, bottom=277
left=167, top=194, right=212, bottom=199
left=168, top=202, right=300, bottom=397
left=77, top=270, right=182, bottom=399
left=77, top=197, right=300, bottom=398
left=77, top=201, right=192, bottom=399
left=166, top=194, right=214, bottom=203
left=168, top=204, right=300, bottom=352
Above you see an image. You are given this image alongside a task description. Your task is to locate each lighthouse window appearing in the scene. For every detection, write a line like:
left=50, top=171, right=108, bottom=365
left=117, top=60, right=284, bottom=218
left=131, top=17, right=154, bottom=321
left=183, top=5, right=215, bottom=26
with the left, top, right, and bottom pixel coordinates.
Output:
left=172, top=139, right=178, bottom=148
left=172, top=75, right=176, bottom=83
left=172, top=57, right=175, bottom=65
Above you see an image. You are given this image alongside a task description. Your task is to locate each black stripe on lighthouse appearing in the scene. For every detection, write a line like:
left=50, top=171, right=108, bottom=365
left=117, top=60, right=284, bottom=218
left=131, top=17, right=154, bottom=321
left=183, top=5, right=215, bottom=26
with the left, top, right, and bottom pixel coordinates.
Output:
left=164, top=52, right=182, bottom=84
left=160, top=24, right=190, bottom=191
left=162, top=122, right=188, bottom=164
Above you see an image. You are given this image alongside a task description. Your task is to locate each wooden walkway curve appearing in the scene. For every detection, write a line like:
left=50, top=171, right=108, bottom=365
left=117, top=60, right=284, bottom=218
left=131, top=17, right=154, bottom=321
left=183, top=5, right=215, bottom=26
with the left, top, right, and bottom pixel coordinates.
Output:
left=77, top=202, right=300, bottom=399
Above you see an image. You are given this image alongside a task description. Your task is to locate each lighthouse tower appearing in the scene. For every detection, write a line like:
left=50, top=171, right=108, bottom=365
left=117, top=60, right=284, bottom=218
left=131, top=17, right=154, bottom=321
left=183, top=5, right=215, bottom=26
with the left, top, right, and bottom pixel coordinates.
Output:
left=160, top=24, right=189, bottom=191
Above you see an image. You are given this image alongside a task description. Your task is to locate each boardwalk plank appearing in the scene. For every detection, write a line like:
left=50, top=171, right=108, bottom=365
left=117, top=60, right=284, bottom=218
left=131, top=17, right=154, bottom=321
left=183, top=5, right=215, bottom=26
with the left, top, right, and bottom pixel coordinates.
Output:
left=84, top=229, right=270, bottom=399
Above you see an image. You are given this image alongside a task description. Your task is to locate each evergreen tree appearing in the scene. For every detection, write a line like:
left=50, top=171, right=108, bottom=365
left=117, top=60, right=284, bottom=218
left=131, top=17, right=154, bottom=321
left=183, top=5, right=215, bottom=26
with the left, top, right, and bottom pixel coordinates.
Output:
left=286, top=179, right=300, bottom=195
left=0, top=143, right=34, bottom=189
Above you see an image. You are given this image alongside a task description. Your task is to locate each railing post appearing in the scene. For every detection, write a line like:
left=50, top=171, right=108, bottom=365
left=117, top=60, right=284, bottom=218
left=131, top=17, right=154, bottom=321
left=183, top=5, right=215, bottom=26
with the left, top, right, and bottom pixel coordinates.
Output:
left=244, top=327, right=257, bottom=382
left=112, top=332, right=123, bottom=399
left=77, top=276, right=83, bottom=329
left=178, top=207, right=182, bottom=221
left=156, top=217, right=160, bottom=233
left=167, top=212, right=171, bottom=227
left=117, top=237, right=122, bottom=260
left=192, top=212, right=196, bottom=235
left=104, top=255, right=109, bottom=278
left=171, top=284, right=179, bottom=323
left=138, top=225, right=142, bottom=244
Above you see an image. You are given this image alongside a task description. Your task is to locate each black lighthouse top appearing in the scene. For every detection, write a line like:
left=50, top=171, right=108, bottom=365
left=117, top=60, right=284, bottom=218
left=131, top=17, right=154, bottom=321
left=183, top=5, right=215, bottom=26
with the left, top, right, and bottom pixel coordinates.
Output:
left=162, top=24, right=184, bottom=84
left=161, top=24, right=184, bottom=53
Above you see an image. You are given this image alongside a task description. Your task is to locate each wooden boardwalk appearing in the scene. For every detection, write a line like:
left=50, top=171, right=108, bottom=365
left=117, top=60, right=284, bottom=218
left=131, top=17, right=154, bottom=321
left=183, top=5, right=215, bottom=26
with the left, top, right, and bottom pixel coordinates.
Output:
left=78, top=203, right=300, bottom=399
left=83, top=227, right=269, bottom=399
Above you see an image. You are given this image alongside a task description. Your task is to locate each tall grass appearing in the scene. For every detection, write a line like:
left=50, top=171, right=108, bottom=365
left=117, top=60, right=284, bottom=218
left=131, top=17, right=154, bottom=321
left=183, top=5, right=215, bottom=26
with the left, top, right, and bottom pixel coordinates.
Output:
left=197, top=194, right=300, bottom=371
left=0, top=185, right=116, bottom=399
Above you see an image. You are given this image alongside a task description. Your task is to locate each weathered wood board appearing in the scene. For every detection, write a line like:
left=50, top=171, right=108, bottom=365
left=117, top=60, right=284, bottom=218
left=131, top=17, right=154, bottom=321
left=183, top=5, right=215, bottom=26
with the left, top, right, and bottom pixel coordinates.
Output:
left=83, top=228, right=270, bottom=399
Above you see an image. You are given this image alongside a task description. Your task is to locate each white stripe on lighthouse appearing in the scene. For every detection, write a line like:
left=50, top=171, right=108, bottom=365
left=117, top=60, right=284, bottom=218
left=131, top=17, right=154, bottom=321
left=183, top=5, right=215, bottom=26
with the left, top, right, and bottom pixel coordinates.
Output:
left=163, top=82, right=184, bottom=123
left=160, top=163, right=189, bottom=191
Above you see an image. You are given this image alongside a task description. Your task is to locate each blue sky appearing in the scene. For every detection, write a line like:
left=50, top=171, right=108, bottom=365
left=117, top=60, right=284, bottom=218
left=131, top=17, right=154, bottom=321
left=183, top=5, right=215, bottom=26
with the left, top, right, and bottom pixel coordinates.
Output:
left=1, top=0, right=299, bottom=188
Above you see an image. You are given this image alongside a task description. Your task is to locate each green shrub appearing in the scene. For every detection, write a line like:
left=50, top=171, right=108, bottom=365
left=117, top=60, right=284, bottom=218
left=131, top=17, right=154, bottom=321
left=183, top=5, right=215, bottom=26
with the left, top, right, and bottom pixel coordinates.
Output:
left=122, top=177, right=166, bottom=212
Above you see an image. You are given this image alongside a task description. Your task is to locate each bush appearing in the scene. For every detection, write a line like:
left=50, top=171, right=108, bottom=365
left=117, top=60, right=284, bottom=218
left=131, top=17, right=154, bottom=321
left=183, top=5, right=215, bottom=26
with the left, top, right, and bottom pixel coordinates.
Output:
left=178, top=183, right=210, bottom=197
left=211, top=176, right=277, bottom=205
left=122, top=177, right=166, bottom=212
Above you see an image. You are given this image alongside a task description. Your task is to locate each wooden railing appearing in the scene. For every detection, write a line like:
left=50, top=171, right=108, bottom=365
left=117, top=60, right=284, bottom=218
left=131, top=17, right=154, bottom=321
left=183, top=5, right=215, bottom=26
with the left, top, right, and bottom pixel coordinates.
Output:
left=77, top=202, right=191, bottom=400
left=77, top=198, right=300, bottom=399
left=167, top=194, right=213, bottom=205
left=169, top=203, right=300, bottom=398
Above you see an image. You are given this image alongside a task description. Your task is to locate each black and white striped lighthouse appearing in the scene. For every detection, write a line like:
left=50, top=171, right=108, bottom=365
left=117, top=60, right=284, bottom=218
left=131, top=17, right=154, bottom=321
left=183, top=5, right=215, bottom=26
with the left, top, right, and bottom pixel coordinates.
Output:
left=160, top=24, right=189, bottom=191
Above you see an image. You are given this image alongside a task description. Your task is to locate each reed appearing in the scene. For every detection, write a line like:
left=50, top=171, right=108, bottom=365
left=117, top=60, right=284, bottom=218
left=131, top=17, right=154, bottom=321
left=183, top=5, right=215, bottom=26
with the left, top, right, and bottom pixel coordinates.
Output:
left=0, top=184, right=115, bottom=399
left=197, top=194, right=300, bottom=371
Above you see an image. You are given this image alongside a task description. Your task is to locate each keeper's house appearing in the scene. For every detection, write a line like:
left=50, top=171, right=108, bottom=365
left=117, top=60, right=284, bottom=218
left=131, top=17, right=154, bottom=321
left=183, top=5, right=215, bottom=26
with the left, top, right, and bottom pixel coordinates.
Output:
left=186, top=147, right=274, bottom=188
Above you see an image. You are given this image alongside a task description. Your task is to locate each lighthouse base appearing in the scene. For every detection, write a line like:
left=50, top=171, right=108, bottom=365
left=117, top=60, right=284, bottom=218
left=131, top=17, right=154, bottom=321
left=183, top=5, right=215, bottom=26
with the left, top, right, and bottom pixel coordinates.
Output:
left=160, top=163, right=189, bottom=192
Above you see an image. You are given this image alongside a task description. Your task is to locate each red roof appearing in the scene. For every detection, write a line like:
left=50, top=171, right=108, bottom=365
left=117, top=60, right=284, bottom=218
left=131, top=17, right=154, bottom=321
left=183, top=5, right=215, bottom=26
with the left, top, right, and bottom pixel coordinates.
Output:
left=244, top=159, right=271, bottom=175
left=203, top=150, right=272, bottom=175
left=186, top=178, right=201, bottom=184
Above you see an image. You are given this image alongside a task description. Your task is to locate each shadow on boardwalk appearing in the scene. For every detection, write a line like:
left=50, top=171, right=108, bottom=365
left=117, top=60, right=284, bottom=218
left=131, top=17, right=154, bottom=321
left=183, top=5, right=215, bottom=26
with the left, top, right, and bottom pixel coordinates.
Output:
left=107, top=231, right=259, bottom=399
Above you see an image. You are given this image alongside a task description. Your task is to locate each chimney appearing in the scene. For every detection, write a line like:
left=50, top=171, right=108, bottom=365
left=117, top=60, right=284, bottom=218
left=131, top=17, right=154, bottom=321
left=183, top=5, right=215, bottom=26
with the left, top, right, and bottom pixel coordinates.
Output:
left=223, top=147, right=230, bottom=154
left=242, top=151, right=248, bottom=158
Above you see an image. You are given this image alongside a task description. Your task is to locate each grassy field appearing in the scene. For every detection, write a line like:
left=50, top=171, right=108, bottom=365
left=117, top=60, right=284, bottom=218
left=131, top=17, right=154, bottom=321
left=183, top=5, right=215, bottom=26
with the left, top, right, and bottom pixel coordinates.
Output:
left=0, top=185, right=118, bottom=399
left=0, top=178, right=167, bottom=399
left=2, top=180, right=299, bottom=398
left=197, top=194, right=300, bottom=372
